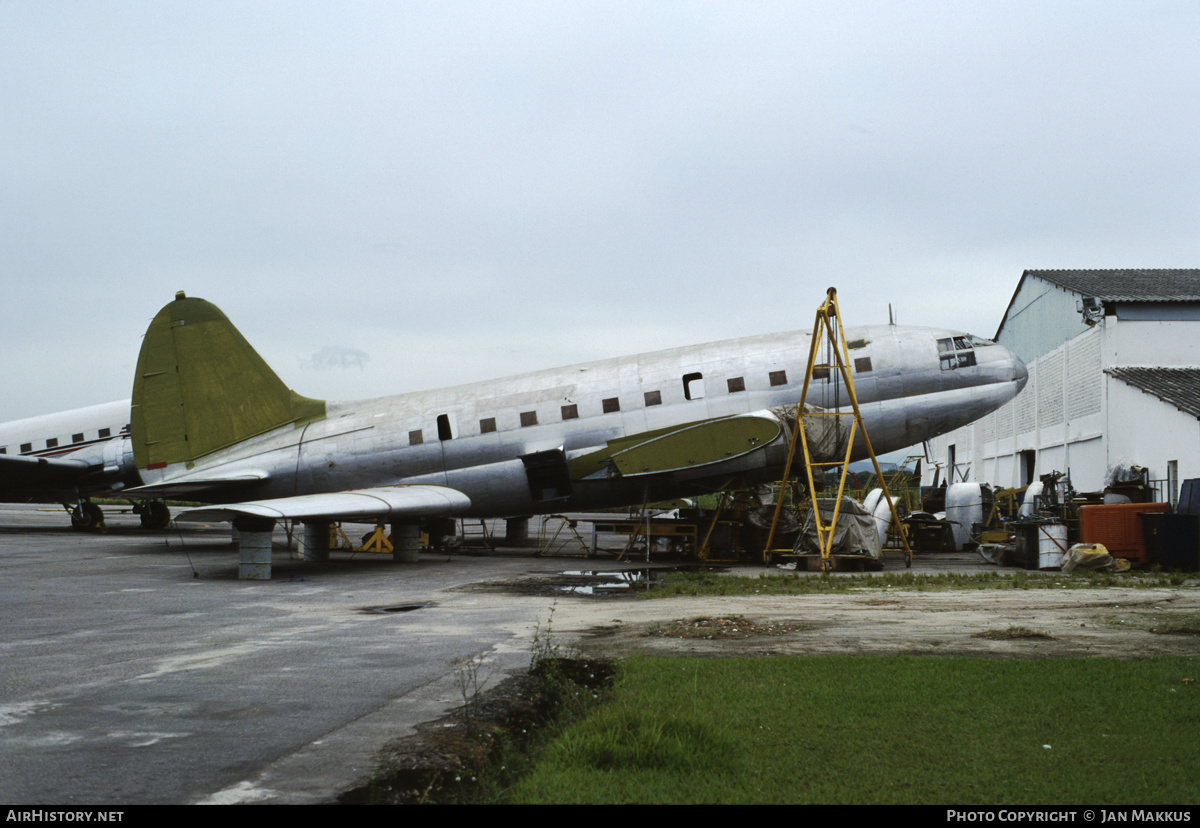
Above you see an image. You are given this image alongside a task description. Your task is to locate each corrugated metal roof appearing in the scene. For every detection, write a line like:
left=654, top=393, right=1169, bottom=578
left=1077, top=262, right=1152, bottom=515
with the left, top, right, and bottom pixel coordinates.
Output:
left=1106, top=367, right=1200, bottom=420
left=1028, top=269, right=1200, bottom=302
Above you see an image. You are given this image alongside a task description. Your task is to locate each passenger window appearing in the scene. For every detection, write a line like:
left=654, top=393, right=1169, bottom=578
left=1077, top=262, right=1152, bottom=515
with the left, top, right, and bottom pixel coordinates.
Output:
left=46, top=438, right=58, bottom=449
left=644, top=390, right=662, bottom=406
left=602, top=397, right=620, bottom=413
left=769, top=370, right=788, bottom=387
left=520, top=411, right=538, bottom=427
left=21, top=443, right=32, bottom=453
left=561, top=404, right=579, bottom=421
left=682, top=373, right=705, bottom=400
left=409, top=430, right=423, bottom=446
left=99, top=428, right=110, bottom=439
left=854, top=357, right=872, bottom=374
left=480, top=417, right=497, bottom=434
left=73, top=433, right=84, bottom=443
left=727, top=377, right=745, bottom=393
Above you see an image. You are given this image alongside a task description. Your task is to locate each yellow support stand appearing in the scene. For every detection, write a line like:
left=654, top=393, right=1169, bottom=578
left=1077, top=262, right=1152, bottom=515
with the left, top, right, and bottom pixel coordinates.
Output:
left=764, top=288, right=913, bottom=570
left=357, top=524, right=394, bottom=554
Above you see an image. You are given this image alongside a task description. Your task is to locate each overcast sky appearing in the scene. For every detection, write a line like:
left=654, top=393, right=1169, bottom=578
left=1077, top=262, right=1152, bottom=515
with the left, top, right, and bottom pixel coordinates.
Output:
left=3, top=1, right=1198, bottom=422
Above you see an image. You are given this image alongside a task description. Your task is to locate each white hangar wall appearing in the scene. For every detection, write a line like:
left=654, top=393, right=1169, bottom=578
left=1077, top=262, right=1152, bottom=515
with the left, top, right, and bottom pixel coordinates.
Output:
left=926, top=271, right=1200, bottom=504
left=1104, top=376, right=1200, bottom=501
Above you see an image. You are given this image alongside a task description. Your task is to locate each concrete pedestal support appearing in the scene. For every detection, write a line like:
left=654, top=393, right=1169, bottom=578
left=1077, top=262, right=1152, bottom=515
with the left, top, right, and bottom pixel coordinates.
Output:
left=234, top=517, right=277, bottom=580
left=505, top=516, right=531, bottom=545
left=391, top=523, right=420, bottom=563
left=298, top=522, right=332, bottom=562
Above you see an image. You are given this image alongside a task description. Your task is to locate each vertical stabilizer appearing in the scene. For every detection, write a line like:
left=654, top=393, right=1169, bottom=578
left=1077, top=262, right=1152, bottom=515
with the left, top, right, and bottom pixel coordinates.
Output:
left=131, top=292, right=325, bottom=469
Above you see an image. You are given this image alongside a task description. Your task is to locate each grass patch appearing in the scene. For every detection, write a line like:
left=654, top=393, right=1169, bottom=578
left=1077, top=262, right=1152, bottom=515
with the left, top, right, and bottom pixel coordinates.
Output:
left=1098, top=611, right=1200, bottom=636
left=1153, top=622, right=1200, bottom=636
left=972, top=626, right=1054, bottom=640
left=506, top=655, right=1200, bottom=804
left=644, top=615, right=816, bottom=639
left=648, top=569, right=1199, bottom=598
left=1149, top=613, right=1200, bottom=636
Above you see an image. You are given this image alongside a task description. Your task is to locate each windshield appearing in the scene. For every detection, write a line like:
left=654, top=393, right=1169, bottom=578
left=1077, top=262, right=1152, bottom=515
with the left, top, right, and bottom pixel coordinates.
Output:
left=936, top=334, right=992, bottom=370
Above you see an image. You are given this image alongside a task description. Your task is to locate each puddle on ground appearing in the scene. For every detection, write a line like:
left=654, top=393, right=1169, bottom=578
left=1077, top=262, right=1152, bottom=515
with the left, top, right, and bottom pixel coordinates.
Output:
left=553, top=566, right=726, bottom=596
left=359, top=603, right=431, bottom=615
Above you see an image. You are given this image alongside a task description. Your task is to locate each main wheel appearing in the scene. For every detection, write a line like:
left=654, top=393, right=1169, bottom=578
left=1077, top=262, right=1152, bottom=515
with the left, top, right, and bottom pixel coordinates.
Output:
left=139, top=500, right=171, bottom=530
left=71, top=502, right=105, bottom=531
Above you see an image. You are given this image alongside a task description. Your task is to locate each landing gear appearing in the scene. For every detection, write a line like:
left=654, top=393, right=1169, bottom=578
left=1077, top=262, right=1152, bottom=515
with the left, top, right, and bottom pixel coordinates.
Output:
left=136, top=500, right=171, bottom=530
left=69, top=502, right=105, bottom=531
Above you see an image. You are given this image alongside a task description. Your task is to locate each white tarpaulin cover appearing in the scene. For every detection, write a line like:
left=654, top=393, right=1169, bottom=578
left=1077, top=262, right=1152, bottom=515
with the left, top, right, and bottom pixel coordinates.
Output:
left=795, top=497, right=882, bottom=558
left=771, top=404, right=850, bottom=464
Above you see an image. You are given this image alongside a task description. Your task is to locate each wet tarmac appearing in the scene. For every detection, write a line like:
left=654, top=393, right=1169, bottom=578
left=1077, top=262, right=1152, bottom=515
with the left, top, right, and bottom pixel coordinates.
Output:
left=0, top=504, right=996, bottom=804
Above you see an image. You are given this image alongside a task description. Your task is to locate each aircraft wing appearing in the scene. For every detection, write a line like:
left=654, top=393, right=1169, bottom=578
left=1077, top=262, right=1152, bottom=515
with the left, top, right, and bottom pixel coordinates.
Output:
left=0, top=453, right=92, bottom=490
left=174, top=485, right=472, bottom=523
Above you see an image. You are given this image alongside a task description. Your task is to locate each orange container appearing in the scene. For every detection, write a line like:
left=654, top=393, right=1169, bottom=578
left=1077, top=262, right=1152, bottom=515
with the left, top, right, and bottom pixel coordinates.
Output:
left=1079, top=503, right=1171, bottom=562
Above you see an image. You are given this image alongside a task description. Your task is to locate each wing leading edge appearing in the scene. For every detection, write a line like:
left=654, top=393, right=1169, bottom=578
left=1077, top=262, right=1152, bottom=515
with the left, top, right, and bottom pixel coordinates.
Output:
left=0, top=453, right=91, bottom=491
left=175, top=485, right=471, bottom=523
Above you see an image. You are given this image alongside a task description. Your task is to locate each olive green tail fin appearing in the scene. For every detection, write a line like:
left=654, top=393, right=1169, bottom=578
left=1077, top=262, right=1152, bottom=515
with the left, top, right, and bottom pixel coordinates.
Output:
left=131, top=292, right=326, bottom=470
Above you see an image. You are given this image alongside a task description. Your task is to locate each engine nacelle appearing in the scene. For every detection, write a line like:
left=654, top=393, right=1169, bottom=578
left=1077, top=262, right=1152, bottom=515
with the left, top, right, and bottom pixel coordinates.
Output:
left=101, top=436, right=141, bottom=492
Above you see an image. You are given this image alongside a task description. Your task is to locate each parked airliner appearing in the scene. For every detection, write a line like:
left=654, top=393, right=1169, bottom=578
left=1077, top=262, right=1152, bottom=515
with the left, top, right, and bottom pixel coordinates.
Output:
left=1, top=292, right=1026, bottom=575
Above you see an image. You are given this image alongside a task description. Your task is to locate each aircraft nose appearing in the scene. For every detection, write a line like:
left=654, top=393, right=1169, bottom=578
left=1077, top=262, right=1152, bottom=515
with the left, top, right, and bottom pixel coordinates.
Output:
left=1010, top=350, right=1029, bottom=392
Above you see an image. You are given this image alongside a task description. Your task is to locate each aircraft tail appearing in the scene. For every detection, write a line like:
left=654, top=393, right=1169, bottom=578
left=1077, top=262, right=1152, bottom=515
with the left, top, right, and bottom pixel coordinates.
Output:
left=131, top=292, right=326, bottom=470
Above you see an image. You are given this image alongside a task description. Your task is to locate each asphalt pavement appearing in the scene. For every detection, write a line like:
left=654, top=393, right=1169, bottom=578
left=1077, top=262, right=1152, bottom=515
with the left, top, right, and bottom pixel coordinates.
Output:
left=0, top=505, right=580, bottom=804
left=0, top=503, right=988, bottom=804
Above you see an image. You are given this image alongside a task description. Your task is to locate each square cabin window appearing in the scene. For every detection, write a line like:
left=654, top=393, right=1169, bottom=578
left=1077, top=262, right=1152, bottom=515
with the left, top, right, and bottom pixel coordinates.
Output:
left=769, top=370, right=788, bottom=387
left=561, top=404, right=579, bottom=420
left=727, top=377, right=745, bottom=393
left=46, top=438, right=58, bottom=449
left=99, top=428, right=110, bottom=439
left=479, top=417, right=497, bottom=434
left=644, top=390, right=662, bottom=406
left=73, top=433, right=84, bottom=444
left=813, top=366, right=831, bottom=381
left=602, top=397, right=620, bottom=414
left=409, top=429, right=423, bottom=446
left=854, top=357, right=873, bottom=374
left=21, top=443, right=32, bottom=453
left=520, top=411, right=538, bottom=427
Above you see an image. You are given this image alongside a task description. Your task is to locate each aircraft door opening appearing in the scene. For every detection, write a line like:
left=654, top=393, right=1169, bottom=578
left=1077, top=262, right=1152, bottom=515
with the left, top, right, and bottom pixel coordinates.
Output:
left=521, top=449, right=573, bottom=503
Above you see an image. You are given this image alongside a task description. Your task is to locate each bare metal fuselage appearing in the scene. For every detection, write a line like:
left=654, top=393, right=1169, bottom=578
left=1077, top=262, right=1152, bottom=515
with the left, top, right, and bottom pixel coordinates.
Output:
left=139, top=323, right=1027, bottom=519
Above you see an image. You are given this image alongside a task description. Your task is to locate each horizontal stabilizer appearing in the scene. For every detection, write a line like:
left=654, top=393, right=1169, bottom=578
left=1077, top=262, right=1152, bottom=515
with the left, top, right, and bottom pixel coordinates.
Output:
left=122, top=471, right=270, bottom=500
left=175, top=485, right=472, bottom=524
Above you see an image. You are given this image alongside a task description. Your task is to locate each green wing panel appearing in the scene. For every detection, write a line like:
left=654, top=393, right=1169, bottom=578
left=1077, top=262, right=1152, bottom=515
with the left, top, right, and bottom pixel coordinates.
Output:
left=131, top=293, right=325, bottom=469
left=611, top=416, right=781, bottom=476
left=569, top=415, right=782, bottom=479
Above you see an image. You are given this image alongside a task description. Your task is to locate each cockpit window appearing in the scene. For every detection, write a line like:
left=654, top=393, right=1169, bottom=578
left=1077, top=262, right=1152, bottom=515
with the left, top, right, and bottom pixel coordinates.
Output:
left=937, top=335, right=989, bottom=370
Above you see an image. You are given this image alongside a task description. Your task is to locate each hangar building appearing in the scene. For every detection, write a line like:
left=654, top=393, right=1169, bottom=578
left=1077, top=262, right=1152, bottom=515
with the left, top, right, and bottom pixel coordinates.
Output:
left=926, top=269, right=1200, bottom=506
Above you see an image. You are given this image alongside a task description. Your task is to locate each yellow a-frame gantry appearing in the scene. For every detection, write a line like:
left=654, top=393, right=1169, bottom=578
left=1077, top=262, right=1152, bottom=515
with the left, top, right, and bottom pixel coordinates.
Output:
left=763, top=288, right=913, bottom=570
